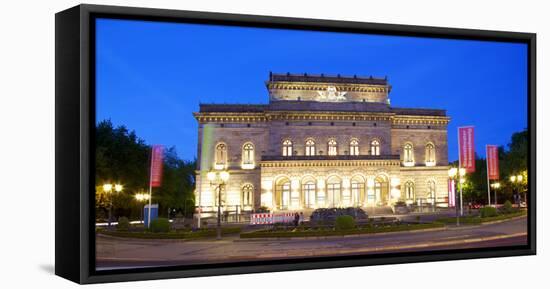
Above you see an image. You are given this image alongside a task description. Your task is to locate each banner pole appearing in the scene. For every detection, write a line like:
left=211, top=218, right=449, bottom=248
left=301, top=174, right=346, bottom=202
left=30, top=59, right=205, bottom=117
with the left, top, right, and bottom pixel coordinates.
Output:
left=458, top=127, right=463, bottom=216
left=147, top=146, right=154, bottom=228
left=486, top=145, right=491, bottom=206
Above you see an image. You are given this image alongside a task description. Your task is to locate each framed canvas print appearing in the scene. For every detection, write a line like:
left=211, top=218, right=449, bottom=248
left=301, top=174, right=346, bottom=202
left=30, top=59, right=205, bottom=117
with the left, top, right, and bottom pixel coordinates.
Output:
left=55, top=4, right=536, bottom=284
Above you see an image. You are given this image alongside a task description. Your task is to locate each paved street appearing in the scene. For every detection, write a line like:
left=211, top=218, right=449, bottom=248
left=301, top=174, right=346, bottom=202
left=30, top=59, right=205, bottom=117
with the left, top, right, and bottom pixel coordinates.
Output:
left=96, top=216, right=527, bottom=270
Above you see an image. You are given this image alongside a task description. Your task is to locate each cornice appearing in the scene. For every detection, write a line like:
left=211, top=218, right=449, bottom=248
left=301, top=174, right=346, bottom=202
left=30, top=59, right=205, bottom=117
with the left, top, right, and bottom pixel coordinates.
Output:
left=194, top=111, right=450, bottom=125
left=260, top=159, right=401, bottom=168
left=392, top=115, right=450, bottom=125
left=193, top=112, right=267, bottom=123
left=267, top=81, right=390, bottom=93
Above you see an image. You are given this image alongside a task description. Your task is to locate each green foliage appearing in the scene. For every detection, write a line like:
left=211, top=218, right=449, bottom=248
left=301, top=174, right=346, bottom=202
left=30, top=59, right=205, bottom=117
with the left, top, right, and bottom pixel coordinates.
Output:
left=150, top=218, right=170, bottom=233
left=394, top=201, right=406, bottom=206
left=479, top=206, right=498, bottom=218
left=437, top=210, right=525, bottom=224
left=335, top=215, right=355, bottom=231
left=449, top=129, right=528, bottom=205
left=501, top=200, right=515, bottom=214
left=256, top=206, right=270, bottom=213
left=240, top=223, right=444, bottom=238
left=116, top=216, right=130, bottom=231
left=100, top=227, right=241, bottom=239
left=95, top=120, right=196, bottom=221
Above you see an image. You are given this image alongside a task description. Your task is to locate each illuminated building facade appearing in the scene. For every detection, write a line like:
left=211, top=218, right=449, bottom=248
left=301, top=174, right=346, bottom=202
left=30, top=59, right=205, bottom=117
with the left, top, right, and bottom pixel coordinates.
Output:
left=194, top=73, right=450, bottom=213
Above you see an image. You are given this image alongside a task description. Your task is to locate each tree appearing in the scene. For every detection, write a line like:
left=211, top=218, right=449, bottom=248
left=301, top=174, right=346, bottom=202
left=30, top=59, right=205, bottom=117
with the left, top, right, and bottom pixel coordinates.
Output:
left=451, top=129, right=528, bottom=205
left=153, top=147, right=197, bottom=218
left=95, top=120, right=196, bottom=221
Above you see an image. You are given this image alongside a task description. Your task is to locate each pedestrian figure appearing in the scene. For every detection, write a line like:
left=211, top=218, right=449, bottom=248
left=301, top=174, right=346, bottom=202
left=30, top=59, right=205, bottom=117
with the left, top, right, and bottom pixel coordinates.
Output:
left=294, top=212, right=299, bottom=227
left=299, top=212, right=304, bottom=225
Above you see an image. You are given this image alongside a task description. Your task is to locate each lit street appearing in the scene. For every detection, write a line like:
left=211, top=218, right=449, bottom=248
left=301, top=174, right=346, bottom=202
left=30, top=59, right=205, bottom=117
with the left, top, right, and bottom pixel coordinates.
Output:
left=97, top=216, right=527, bottom=270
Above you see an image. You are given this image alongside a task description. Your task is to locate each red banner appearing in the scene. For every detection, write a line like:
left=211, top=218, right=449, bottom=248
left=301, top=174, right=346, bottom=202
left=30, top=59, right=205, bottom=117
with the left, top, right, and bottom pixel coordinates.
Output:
left=150, top=145, right=164, bottom=187
left=486, top=145, right=500, bottom=180
left=458, top=126, right=475, bottom=173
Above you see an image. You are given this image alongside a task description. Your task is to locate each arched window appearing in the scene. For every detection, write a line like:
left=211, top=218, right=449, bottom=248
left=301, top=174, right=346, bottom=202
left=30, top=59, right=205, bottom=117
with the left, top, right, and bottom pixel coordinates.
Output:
left=428, top=180, right=436, bottom=205
left=278, top=181, right=291, bottom=209
left=403, top=143, right=414, bottom=165
left=214, top=143, right=227, bottom=169
left=371, top=139, right=380, bottom=156
left=242, top=184, right=253, bottom=207
left=351, top=178, right=365, bottom=206
left=303, top=181, right=316, bottom=208
left=425, top=143, right=436, bottom=166
left=282, top=139, right=293, bottom=156
left=349, top=139, right=359, bottom=156
left=328, top=139, right=338, bottom=156
left=241, top=143, right=255, bottom=169
left=305, top=139, right=316, bottom=156
left=327, top=176, right=341, bottom=207
left=374, top=180, right=382, bottom=204
left=404, top=181, right=415, bottom=201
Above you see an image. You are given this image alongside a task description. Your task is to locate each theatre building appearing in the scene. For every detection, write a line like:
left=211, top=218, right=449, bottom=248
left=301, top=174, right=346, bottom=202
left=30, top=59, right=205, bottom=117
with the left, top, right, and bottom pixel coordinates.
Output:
left=194, top=73, right=450, bottom=214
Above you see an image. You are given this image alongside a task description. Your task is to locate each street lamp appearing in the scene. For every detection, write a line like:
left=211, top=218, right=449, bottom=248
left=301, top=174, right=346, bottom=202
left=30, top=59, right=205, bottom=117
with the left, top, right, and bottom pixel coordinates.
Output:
left=490, top=182, right=501, bottom=208
left=448, top=168, right=458, bottom=226
left=510, top=174, right=526, bottom=207
left=458, top=168, right=466, bottom=216
left=207, top=169, right=230, bottom=240
left=103, top=183, right=123, bottom=227
left=135, top=192, right=150, bottom=224
left=448, top=166, right=467, bottom=226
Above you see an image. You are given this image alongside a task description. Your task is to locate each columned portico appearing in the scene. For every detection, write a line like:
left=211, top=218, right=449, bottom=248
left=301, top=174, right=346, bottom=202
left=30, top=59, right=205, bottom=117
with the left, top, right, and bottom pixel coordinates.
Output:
left=260, top=155, right=417, bottom=211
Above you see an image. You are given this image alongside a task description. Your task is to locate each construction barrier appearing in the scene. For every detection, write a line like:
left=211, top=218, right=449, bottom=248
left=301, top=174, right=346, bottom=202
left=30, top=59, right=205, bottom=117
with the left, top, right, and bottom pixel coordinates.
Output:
left=250, top=213, right=272, bottom=225
left=250, top=213, right=296, bottom=225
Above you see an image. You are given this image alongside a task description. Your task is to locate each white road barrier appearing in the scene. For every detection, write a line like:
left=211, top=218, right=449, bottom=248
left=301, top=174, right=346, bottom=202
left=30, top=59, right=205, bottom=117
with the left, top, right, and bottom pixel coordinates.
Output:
left=250, top=213, right=296, bottom=225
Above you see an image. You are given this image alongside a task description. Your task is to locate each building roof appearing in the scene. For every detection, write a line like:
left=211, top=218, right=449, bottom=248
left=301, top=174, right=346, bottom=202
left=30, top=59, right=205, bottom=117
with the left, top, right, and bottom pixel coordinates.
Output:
left=199, top=102, right=446, bottom=116
left=269, top=72, right=388, bottom=85
left=390, top=107, right=447, bottom=116
left=198, top=104, right=268, bottom=113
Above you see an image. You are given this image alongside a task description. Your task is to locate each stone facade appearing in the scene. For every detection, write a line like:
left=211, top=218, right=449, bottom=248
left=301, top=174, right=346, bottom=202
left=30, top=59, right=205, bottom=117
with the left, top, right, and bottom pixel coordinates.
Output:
left=194, top=73, right=450, bottom=213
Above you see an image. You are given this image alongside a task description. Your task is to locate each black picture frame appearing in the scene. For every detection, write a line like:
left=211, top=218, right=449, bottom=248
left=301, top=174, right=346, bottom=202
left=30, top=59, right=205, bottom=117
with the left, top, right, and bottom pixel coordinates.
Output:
left=55, top=4, right=536, bottom=284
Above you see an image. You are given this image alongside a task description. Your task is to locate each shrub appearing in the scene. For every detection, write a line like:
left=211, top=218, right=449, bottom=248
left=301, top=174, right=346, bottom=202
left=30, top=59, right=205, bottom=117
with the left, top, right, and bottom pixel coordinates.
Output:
left=116, top=216, right=130, bottom=231
left=335, top=215, right=355, bottom=231
left=394, top=201, right=407, bottom=206
left=310, top=207, right=367, bottom=223
left=501, top=200, right=515, bottom=214
left=255, top=206, right=270, bottom=213
left=150, top=218, right=170, bottom=233
left=480, top=206, right=498, bottom=218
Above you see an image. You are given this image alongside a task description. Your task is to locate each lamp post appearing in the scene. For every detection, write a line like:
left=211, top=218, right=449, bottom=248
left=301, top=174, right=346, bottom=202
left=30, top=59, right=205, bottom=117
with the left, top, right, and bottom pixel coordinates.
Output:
left=448, top=167, right=466, bottom=225
left=490, top=182, right=500, bottom=208
left=135, top=192, right=150, bottom=224
left=207, top=170, right=230, bottom=240
left=510, top=174, right=525, bottom=208
left=448, top=168, right=458, bottom=226
left=458, top=168, right=466, bottom=216
left=103, top=183, right=123, bottom=227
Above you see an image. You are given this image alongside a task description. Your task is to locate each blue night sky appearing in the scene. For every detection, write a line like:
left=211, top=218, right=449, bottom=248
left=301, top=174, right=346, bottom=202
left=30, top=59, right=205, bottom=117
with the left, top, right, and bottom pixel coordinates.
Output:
left=96, top=18, right=527, bottom=162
